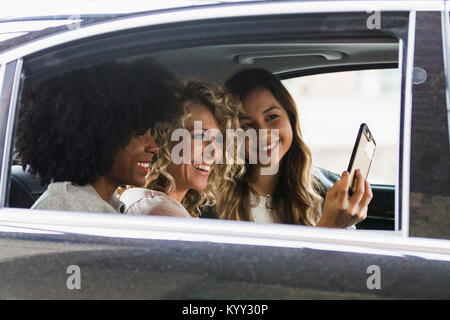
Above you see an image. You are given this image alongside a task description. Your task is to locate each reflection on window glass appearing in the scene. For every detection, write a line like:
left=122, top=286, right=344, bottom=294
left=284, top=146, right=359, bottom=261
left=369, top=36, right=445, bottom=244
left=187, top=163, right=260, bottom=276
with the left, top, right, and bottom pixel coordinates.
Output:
left=283, top=69, right=401, bottom=185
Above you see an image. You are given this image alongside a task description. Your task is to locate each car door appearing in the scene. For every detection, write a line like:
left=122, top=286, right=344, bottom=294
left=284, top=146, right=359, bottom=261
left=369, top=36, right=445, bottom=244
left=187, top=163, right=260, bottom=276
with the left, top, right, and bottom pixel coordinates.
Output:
left=408, top=7, right=450, bottom=240
left=0, top=1, right=449, bottom=300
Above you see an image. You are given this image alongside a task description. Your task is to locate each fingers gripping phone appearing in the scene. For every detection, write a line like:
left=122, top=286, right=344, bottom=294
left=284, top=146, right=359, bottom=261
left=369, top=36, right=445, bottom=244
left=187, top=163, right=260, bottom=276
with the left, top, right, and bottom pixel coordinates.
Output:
left=347, top=123, right=376, bottom=192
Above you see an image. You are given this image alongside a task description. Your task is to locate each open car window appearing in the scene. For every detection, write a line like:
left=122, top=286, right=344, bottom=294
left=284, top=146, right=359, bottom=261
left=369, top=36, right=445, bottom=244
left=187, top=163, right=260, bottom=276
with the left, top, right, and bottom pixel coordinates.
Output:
left=283, top=68, right=401, bottom=186
left=2, top=8, right=412, bottom=235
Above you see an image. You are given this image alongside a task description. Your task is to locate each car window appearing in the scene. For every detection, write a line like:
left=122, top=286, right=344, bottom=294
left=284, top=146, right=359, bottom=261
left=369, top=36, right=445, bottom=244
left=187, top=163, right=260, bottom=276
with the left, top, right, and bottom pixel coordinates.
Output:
left=283, top=68, right=401, bottom=186
left=2, top=9, right=413, bottom=234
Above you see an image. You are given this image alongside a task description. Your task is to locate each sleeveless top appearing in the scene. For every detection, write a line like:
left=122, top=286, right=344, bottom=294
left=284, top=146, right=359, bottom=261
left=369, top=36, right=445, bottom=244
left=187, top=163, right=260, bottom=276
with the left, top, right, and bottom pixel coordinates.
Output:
left=249, top=191, right=282, bottom=223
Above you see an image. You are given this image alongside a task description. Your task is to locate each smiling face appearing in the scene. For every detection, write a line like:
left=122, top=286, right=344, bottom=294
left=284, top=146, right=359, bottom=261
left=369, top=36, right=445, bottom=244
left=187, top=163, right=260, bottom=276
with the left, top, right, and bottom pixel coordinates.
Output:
left=106, top=131, right=159, bottom=187
left=167, top=102, right=221, bottom=194
left=240, top=87, right=293, bottom=167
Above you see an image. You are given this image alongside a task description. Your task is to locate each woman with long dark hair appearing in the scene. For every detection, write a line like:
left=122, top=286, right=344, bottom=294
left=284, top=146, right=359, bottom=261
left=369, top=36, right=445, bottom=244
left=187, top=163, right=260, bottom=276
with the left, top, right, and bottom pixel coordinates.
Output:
left=217, top=68, right=372, bottom=228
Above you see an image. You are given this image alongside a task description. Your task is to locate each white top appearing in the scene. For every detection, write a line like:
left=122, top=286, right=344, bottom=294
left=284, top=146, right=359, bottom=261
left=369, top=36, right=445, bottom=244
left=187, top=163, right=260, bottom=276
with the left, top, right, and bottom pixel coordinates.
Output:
left=120, top=188, right=191, bottom=218
left=249, top=192, right=282, bottom=223
left=32, top=182, right=125, bottom=213
left=249, top=191, right=356, bottom=229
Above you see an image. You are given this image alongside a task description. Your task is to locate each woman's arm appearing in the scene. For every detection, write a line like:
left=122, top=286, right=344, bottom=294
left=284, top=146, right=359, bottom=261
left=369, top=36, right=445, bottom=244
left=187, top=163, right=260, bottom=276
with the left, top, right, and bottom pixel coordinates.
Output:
left=121, top=188, right=191, bottom=218
left=316, top=169, right=372, bottom=228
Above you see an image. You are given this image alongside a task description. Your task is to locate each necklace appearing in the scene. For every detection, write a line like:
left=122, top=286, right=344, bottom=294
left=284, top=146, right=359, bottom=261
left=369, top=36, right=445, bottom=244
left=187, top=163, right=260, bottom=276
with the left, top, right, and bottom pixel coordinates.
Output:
left=249, top=185, right=274, bottom=212
left=265, top=193, right=272, bottom=212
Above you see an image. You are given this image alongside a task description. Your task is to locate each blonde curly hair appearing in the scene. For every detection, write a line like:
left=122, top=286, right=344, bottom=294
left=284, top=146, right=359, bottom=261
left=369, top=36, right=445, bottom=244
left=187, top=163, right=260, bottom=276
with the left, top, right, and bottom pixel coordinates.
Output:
left=145, top=80, right=245, bottom=217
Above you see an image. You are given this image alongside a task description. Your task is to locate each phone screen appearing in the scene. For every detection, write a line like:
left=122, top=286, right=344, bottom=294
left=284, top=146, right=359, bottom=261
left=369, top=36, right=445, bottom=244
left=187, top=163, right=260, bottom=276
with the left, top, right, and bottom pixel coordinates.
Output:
left=347, top=123, right=376, bottom=192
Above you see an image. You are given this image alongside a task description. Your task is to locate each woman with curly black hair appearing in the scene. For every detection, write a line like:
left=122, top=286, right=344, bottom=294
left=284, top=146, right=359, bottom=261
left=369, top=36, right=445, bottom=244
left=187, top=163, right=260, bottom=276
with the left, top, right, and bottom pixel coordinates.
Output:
left=15, top=59, right=182, bottom=213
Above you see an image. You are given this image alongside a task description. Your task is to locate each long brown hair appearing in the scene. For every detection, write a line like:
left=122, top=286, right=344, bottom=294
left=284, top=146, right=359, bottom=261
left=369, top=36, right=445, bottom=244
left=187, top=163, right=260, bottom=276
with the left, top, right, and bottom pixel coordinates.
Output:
left=217, top=68, right=323, bottom=225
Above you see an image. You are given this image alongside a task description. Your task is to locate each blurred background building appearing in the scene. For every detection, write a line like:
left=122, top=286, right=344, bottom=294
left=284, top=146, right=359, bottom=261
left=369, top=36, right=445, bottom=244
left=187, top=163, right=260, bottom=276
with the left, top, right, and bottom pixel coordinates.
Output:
left=283, top=68, right=401, bottom=185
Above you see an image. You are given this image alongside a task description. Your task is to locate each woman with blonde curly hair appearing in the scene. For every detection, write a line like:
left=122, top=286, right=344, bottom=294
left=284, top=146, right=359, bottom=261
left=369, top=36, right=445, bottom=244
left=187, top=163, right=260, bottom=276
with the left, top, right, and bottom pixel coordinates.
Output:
left=120, top=80, right=243, bottom=217
left=219, top=68, right=372, bottom=228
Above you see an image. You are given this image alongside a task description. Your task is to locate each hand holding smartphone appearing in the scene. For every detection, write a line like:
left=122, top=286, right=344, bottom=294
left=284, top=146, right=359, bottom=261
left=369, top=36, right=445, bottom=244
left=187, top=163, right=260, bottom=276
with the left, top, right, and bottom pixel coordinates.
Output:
left=318, top=124, right=375, bottom=228
left=347, top=123, right=376, bottom=193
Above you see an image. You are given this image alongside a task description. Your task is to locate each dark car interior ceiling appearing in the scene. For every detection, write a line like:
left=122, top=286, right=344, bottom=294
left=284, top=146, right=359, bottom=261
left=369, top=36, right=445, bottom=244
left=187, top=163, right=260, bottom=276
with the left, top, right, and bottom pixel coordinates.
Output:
left=121, top=40, right=399, bottom=84
left=22, top=10, right=406, bottom=84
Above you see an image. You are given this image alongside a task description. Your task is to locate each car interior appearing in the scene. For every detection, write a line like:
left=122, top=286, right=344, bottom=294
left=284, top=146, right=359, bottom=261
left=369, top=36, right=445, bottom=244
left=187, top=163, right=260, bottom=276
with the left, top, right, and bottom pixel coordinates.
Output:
left=6, top=11, right=405, bottom=231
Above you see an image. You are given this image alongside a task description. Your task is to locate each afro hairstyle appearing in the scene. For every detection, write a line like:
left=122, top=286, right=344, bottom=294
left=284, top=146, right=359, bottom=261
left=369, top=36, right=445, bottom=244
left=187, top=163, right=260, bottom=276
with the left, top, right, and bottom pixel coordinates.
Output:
left=15, top=59, right=182, bottom=186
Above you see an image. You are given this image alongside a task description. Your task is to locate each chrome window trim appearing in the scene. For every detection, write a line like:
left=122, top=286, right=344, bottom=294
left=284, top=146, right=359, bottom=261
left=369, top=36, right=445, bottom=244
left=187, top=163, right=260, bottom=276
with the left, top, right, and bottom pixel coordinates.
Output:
left=0, top=209, right=449, bottom=260
left=0, top=63, right=5, bottom=104
left=401, top=11, right=416, bottom=238
left=442, top=4, right=450, bottom=148
left=0, top=59, right=22, bottom=207
left=0, top=1, right=444, bottom=65
left=395, top=38, right=404, bottom=234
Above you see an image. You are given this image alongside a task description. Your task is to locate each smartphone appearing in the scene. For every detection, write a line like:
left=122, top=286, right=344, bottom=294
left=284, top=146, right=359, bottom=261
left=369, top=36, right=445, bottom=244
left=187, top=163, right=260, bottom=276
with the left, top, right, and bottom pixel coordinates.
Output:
left=347, top=123, right=376, bottom=192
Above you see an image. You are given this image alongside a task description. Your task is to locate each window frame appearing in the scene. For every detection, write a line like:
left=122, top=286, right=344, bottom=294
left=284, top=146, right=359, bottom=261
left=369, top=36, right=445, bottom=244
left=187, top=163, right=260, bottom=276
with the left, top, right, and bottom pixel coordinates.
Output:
left=0, top=1, right=444, bottom=245
left=443, top=2, right=450, bottom=148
